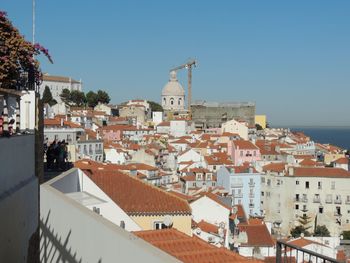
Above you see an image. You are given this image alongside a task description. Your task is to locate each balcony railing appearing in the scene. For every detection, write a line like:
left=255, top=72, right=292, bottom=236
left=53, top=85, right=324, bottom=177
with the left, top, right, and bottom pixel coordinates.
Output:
left=231, top=183, right=243, bottom=188
left=325, top=199, right=332, bottom=204
left=234, top=193, right=243, bottom=198
left=276, top=240, right=340, bottom=263
left=249, top=193, right=255, bottom=198
left=313, top=198, right=321, bottom=203
left=334, top=199, right=342, bottom=204
left=248, top=181, right=255, bottom=187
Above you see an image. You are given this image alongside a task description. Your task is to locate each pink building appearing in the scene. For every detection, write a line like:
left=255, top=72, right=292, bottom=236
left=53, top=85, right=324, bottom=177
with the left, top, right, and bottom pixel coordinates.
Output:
left=228, top=140, right=261, bottom=165
left=97, top=125, right=128, bottom=141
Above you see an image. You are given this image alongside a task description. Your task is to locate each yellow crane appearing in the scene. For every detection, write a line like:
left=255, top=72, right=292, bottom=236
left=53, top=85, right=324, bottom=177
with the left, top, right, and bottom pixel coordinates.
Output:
left=170, top=59, right=197, bottom=116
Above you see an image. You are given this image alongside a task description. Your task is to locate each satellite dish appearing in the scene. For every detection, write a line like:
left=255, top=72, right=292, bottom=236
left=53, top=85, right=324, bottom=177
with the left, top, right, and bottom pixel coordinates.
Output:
left=163, top=216, right=173, bottom=227
left=196, top=228, right=202, bottom=235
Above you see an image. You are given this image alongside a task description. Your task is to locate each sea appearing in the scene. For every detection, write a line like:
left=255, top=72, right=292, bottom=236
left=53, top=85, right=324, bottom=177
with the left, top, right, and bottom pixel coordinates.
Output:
left=289, top=127, right=350, bottom=150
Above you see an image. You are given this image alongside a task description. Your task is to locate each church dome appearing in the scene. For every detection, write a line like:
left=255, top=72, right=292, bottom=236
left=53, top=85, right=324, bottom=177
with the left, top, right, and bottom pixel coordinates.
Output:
left=162, top=71, right=185, bottom=96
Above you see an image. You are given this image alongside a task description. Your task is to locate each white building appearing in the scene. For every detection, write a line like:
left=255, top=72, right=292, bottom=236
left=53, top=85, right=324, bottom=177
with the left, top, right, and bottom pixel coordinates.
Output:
left=261, top=166, right=350, bottom=236
left=39, top=74, right=82, bottom=103
left=221, top=119, right=249, bottom=140
left=161, top=71, right=185, bottom=111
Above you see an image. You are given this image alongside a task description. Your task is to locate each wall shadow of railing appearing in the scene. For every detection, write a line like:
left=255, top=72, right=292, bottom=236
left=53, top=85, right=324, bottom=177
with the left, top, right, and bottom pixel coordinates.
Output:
left=40, top=210, right=84, bottom=263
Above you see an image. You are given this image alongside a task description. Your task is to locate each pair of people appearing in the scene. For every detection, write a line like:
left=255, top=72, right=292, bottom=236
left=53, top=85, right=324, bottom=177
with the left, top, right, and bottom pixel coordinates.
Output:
left=46, top=140, right=68, bottom=171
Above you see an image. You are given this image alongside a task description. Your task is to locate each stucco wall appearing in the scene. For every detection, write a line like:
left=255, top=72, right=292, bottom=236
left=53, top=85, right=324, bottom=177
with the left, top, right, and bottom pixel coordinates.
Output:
left=40, top=182, right=179, bottom=262
left=0, top=135, right=38, bottom=262
left=131, top=214, right=192, bottom=236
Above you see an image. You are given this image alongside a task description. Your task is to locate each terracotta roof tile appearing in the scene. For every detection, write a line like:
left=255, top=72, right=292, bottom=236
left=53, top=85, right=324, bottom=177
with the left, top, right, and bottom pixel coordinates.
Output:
left=233, top=140, right=259, bottom=150
left=292, top=167, right=350, bottom=178
left=85, top=169, right=191, bottom=215
left=238, top=221, right=274, bottom=247
left=134, top=229, right=260, bottom=263
left=197, top=220, right=219, bottom=234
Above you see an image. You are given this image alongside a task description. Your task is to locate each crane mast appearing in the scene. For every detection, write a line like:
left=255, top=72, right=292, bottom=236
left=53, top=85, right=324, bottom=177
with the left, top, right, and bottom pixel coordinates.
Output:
left=170, top=59, right=196, bottom=116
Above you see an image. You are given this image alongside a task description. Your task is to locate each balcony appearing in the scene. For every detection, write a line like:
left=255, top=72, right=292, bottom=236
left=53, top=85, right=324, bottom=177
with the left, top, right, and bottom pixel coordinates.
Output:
left=248, top=181, right=255, bottom=187
left=346, top=199, right=350, bottom=205
left=301, top=198, right=308, bottom=203
left=325, top=199, right=332, bottom=204
left=231, top=182, right=243, bottom=188
left=249, top=193, right=255, bottom=198
left=334, top=199, right=342, bottom=204
left=276, top=240, right=339, bottom=263
left=313, top=198, right=321, bottom=203
left=249, top=203, right=254, bottom=208
left=234, top=193, right=243, bottom=198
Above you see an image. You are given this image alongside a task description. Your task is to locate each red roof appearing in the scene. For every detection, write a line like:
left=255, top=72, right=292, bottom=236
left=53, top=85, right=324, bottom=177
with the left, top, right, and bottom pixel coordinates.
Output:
left=262, top=163, right=286, bottom=173
left=238, top=220, right=274, bottom=247
left=134, top=229, right=261, bottom=263
left=292, top=167, right=350, bottom=178
left=334, top=157, right=349, bottom=165
left=85, top=169, right=191, bottom=215
left=234, top=140, right=259, bottom=150
left=197, top=220, right=219, bottom=234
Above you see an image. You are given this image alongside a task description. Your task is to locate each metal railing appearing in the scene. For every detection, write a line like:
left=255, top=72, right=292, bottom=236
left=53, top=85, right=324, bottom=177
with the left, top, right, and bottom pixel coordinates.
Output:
left=276, top=240, right=340, bottom=263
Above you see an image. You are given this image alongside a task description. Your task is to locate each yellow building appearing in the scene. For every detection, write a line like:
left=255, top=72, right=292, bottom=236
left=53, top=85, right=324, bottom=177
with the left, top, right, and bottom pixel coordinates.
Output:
left=83, top=165, right=193, bottom=236
left=255, top=115, right=267, bottom=129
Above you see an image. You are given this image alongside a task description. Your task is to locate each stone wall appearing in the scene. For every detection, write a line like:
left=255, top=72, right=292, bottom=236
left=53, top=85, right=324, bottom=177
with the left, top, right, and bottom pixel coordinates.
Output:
left=191, top=102, right=256, bottom=129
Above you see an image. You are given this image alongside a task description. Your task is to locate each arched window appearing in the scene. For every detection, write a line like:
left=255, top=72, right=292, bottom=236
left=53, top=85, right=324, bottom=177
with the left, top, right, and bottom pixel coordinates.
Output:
left=178, top=98, right=182, bottom=105
left=163, top=97, right=166, bottom=104
left=170, top=98, right=174, bottom=105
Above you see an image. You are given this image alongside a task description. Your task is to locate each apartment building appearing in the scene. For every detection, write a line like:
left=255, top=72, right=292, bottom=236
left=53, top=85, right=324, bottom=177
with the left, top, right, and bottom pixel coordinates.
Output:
left=261, top=166, right=350, bottom=236
left=217, top=165, right=262, bottom=217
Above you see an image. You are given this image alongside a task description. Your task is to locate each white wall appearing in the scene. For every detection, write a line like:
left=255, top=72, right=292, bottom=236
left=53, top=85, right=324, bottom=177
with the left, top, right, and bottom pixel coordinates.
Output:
left=40, top=173, right=179, bottom=263
left=0, top=135, right=38, bottom=262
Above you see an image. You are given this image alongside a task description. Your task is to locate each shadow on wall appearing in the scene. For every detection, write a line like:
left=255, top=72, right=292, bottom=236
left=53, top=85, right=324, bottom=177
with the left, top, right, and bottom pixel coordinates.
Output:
left=40, top=210, right=102, bottom=263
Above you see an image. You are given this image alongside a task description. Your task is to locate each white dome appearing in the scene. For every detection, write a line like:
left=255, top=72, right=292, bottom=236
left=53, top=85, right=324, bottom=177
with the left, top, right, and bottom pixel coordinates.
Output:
left=162, top=71, right=185, bottom=96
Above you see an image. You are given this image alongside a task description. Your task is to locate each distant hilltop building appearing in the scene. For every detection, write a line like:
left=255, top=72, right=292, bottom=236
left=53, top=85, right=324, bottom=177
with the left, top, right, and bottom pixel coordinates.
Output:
left=39, top=74, right=83, bottom=103
left=191, top=100, right=256, bottom=129
left=161, top=71, right=187, bottom=117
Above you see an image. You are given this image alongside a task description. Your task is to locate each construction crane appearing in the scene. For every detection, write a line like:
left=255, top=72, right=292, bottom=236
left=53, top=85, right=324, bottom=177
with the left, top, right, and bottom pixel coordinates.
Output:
left=170, top=59, right=197, bottom=116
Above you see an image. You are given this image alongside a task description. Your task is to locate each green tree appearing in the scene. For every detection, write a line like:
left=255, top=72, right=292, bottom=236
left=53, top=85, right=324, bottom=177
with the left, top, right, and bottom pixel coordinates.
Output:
left=314, top=225, right=330, bottom=237
left=255, top=124, right=263, bottom=130
left=148, top=101, right=163, bottom=112
left=70, top=90, right=86, bottom=106
left=97, top=90, right=110, bottom=104
left=86, top=91, right=98, bottom=107
left=342, top=231, right=350, bottom=240
left=42, top=86, right=56, bottom=106
left=290, top=214, right=312, bottom=238
left=0, top=11, right=52, bottom=90
left=60, top=88, right=71, bottom=104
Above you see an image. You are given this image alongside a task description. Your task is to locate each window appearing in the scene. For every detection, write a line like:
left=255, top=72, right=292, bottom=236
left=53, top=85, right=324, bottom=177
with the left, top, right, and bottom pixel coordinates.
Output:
left=305, top=181, right=309, bottom=189
left=331, top=181, right=335, bottom=190
left=238, top=199, right=241, bottom=204
left=261, top=177, right=265, bottom=183
left=178, top=98, right=182, bottom=105
left=319, top=207, right=323, bottom=214
left=318, top=181, right=322, bottom=189
left=295, top=194, right=300, bottom=202
left=261, top=191, right=264, bottom=196
left=295, top=204, right=299, bottom=210
left=154, top=221, right=167, bottom=230
left=296, top=180, right=299, bottom=185
left=253, top=151, right=256, bottom=156
left=170, top=98, right=174, bottom=105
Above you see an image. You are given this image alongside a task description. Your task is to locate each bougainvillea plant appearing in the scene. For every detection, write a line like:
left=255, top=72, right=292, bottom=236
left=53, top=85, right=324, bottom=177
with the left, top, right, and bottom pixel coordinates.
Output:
left=0, top=10, right=53, bottom=90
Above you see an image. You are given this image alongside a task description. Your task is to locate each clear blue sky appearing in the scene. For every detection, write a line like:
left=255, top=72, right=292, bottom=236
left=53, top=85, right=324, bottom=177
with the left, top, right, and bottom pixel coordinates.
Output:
left=2, top=1, right=350, bottom=126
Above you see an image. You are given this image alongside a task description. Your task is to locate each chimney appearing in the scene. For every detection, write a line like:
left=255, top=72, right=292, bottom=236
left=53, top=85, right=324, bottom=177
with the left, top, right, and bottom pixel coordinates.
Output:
left=60, top=118, right=64, bottom=127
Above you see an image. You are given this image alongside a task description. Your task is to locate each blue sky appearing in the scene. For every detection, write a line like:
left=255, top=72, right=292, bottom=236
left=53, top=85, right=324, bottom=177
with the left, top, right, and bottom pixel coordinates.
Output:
left=2, top=1, right=350, bottom=126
